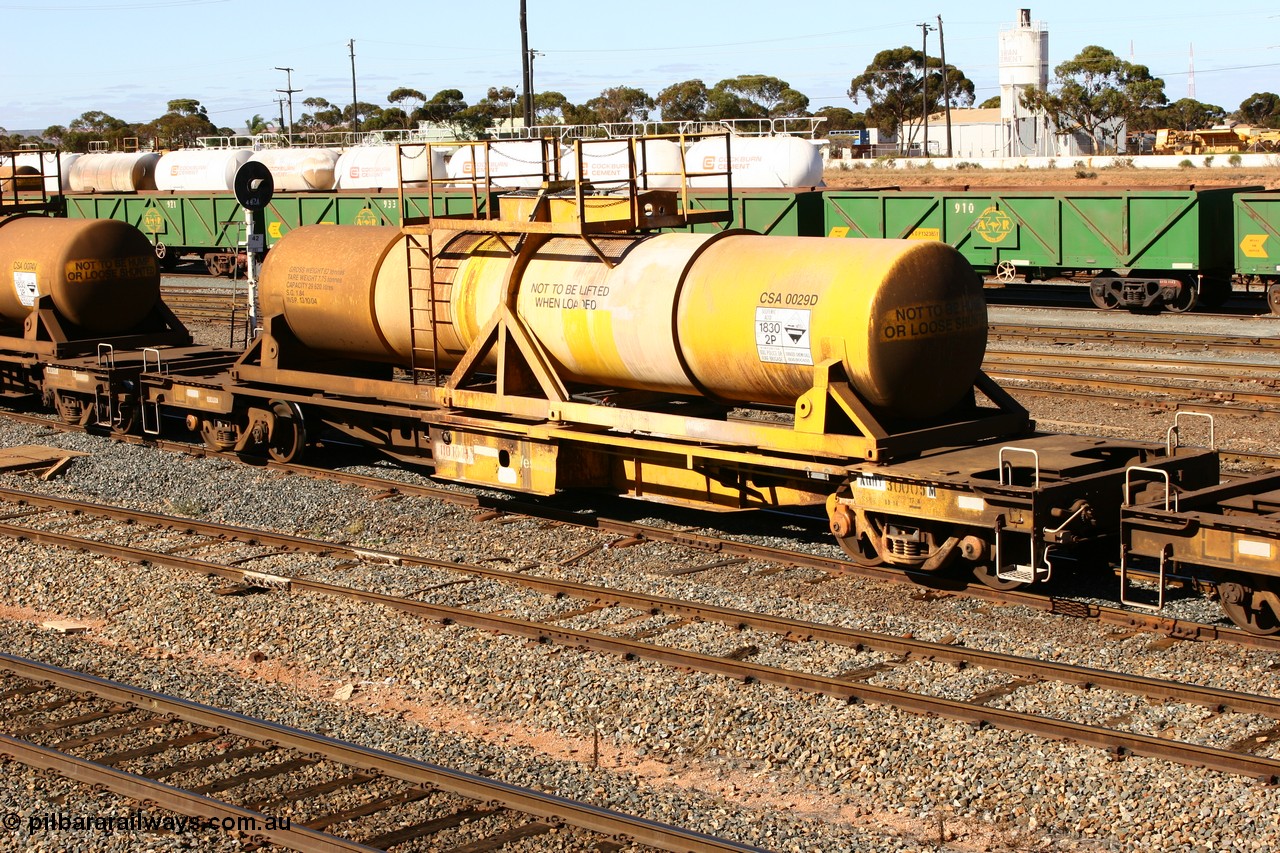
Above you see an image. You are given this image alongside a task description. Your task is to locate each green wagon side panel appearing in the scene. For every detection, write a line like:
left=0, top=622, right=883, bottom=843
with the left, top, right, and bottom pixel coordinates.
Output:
left=823, top=186, right=1255, bottom=276
left=670, top=188, right=823, bottom=236
left=63, top=193, right=247, bottom=250
left=1234, top=191, right=1280, bottom=277
left=263, top=190, right=493, bottom=245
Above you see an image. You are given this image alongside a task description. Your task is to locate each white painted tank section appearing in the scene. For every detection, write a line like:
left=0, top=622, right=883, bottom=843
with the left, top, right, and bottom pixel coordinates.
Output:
left=559, top=139, right=684, bottom=189
left=14, top=151, right=77, bottom=191
left=249, top=148, right=340, bottom=191
left=335, top=145, right=447, bottom=188
left=445, top=142, right=554, bottom=188
left=684, top=136, right=823, bottom=188
left=155, top=149, right=253, bottom=191
left=67, top=152, right=160, bottom=192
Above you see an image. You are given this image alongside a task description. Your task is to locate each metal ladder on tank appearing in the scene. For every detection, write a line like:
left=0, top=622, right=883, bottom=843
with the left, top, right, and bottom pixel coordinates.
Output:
left=403, top=230, right=456, bottom=385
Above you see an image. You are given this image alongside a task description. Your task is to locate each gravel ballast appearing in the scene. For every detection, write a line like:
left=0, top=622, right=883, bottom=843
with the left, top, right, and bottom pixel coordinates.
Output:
left=0, top=306, right=1278, bottom=851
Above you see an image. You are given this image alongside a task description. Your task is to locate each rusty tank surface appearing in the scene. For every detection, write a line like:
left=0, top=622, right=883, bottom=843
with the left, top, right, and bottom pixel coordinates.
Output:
left=0, top=216, right=161, bottom=334
left=258, top=225, right=987, bottom=420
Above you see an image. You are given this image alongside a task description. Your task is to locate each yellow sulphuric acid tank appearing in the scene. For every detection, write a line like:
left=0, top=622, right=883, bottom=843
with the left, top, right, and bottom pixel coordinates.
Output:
left=258, top=225, right=988, bottom=420
left=0, top=216, right=161, bottom=334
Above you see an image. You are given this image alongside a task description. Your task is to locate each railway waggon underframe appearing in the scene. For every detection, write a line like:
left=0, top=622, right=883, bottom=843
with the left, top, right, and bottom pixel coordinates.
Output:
left=2, top=143, right=1276, bottom=634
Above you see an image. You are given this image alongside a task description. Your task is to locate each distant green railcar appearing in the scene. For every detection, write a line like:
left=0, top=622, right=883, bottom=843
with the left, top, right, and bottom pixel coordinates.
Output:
left=261, top=190, right=497, bottom=244
left=63, top=192, right=250, bottom=275
left=665, top=188, right=824, bottom=237
left=822, top=186, right=1257, bottom=312
left=1234, top=191, right=1280, bottom=314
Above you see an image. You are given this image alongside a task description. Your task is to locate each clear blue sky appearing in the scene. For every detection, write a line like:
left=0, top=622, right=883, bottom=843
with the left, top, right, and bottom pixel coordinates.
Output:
left=1, top=0, right=1277, bottom=132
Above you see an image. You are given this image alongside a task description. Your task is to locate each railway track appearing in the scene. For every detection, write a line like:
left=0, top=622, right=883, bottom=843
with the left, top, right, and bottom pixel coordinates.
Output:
left=0, top=404, right=1274, bottom=647
left=2, top=488, right=1279, bottom=784
left=988, top=321, right=1280, bottom=353
left=0, top=653, right=757, bottom=852
left=161, top=283, right=250, bottom=324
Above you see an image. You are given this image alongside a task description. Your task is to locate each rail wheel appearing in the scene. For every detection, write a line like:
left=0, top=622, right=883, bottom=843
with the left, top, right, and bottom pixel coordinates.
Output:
left=1165, top=279, right=1198, bottom=313
left=110, top=402, right=137, bottom=437
left=1218, top=576, right=1280, bottom=636
left=266, top=400, right=307, bottom=464
left=995, top=261, right=1018, bottom=284
left=827, top=499, right=886, bottom=566
left=1088, top=276, right=1120, bottom=309
left=1268, top=283, right=1280, bottom=316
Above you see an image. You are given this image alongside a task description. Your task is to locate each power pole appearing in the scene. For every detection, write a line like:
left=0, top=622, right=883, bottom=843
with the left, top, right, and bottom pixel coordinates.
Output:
left=528, top=49, right=543, bottom=130
left=349, top=39, right=359, bottom=134
left=520, top=0, right=532, bottom=130
left=918, top=22, right=935, bottom=157
left=274, top=66, right=300, bottom=142
left=276, top=98, right=286, bottom=136
left=937, top=15, right=953, bottom=158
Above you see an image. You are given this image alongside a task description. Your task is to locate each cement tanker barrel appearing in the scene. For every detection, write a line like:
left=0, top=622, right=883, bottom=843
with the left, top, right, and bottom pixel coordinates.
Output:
left=67, top=152, right=159, bottom=192
left=0, top=217, right=161, bottom=333
left=259, top=225, right=987, bottom=420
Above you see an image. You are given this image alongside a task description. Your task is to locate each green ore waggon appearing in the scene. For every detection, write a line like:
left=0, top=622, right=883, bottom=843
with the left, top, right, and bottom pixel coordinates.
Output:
left=60, top=182, right=1280, bottom=314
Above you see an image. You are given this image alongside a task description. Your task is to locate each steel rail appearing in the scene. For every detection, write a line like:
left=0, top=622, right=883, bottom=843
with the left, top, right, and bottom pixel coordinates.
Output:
left=999, top=382, right=1280, bottom=420
left=2, top=407, right=1278, bottom=646
left=0, top=734, right=380, bottom=853
left=988, top=323, right=1280, bottom=353
left=985, top=350, right=1280, bottom=383
left=3, top=487, right=1279, bottom=716
left=0, top=653, right=764, bottom=853
left=3, top=516, right=1280, bottom=783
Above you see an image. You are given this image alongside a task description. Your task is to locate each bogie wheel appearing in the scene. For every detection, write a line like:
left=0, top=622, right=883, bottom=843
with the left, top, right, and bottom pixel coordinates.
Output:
left=111, top=403, right=137, bottom=437
left=267, top=400, right=307, bottom=464
left=1268, top=284, right=1280, bottom=316
left=827, top=500, right=887, bottom=567
left=1165, top=278, right=1198, bottom=313
left=995, top=261, right=1018, bottom=283
left=1088, top=275, right=1120, bottom=310
left=1218, top=576, right=1280, bottom=636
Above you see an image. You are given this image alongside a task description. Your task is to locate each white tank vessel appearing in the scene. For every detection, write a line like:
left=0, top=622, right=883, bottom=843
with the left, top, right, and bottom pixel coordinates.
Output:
left=446, top=141, right=555, bottom=188
left=249, top=148, right=340, bottom=191
left=560, top=139, right=684, bottom=189
left=684, top=136, right=823, bottom=188
left=67, top=152, right=160, bottom=192
left=155, top=149, right=253, bottom=191
left=335, top=145, right=447, bottom=189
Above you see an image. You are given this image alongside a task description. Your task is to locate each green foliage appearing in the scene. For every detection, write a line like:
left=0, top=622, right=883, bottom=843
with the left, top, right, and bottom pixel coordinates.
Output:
left=1235, top=92, right=1280, bottom=128
left=1142, top=98, right=1226, bottom=132
left=848, top=46, right=975, bottom=147
left=813, top=107, right=866, bottom=136
left=712, top=74, right=808, bottom=118
left=585, top=86, right=655, bottom=124
left=656, top=80, right=709, bottom=123
left=1021, top=45, right=1166, bottom=154
left=978, top=95, right=1001, bottom=109
left=1229, top=153, right=1243, bottom=167
left=148, top=99, right=218, bottom=148
left=1179, top=159, right=1195, bottom=168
